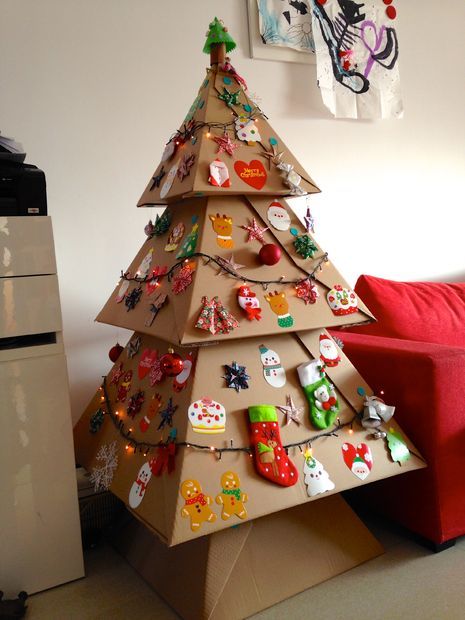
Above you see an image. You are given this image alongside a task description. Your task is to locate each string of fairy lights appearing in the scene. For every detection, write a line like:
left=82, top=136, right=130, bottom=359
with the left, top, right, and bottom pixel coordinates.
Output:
left=120, top=251, right=330, bottom=291
left=98, top=376, right=358, bottom=459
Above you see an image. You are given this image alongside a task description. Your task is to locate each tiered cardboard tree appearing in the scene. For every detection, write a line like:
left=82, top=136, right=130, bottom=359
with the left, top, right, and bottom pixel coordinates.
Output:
left=74, top=17, right=423, bottom=596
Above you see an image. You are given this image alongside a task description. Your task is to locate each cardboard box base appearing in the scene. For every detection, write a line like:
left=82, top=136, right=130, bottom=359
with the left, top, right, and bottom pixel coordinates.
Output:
left=112, top=494, right=383, bottom=620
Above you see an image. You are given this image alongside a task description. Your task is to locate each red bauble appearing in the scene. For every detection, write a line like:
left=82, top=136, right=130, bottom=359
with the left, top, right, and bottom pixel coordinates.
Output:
left=259, top=243, right=281, bottom=266
left=109, top=343, right=124, bottom=362
left=160, top=350, right=184, bottom=376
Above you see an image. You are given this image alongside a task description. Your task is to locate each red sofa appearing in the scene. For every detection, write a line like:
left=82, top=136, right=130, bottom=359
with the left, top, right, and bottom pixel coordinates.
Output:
left=334, top=275, right=465, bottom=549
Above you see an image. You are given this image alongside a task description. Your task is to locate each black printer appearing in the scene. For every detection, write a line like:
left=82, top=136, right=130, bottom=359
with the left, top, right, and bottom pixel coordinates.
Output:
left=0, top=160, right=47, bottom=216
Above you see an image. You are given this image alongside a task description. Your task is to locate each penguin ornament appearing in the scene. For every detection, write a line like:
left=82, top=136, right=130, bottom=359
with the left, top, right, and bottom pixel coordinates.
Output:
left=319, top=333, right=341, bottom=368
left=258, top=344, right=286, bottom=388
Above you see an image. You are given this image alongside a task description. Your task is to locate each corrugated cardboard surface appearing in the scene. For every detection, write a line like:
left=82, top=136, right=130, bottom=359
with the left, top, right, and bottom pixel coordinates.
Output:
left=97, top=196, right=373, bottom=346
left=113, top=496, right=383, bottom=620
left=137, top=67, right=319, bottom=207
left=74, top=328, right=424, bottom=547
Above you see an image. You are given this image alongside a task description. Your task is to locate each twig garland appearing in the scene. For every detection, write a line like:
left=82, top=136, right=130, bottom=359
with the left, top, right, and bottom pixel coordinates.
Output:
left=99, top=377, right=354, bottom=457
left=121, top=251, right=329, bottom=290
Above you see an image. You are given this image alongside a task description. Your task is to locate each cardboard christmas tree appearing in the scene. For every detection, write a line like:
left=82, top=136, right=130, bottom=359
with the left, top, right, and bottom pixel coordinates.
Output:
left=74, top=18, right=424, bottom=557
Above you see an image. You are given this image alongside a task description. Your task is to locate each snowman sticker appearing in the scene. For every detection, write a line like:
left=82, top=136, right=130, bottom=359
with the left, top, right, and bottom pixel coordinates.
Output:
left=129, top=459, right=154, bottom=509
left=303, top=450, right=335, bottom=497
left=319, top=333, right=341, bottom=368
left=267, top=201, right=291, bottom=232
left=258, top=344, right=286, bottom=388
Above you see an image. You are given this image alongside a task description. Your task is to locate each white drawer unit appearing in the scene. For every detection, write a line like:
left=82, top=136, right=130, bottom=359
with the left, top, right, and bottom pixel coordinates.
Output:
left=0, top=214, right=84, bottom=596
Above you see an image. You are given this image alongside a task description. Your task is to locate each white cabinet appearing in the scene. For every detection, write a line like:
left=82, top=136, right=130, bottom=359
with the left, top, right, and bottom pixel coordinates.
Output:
left=0, top=216, right=84, bottom=596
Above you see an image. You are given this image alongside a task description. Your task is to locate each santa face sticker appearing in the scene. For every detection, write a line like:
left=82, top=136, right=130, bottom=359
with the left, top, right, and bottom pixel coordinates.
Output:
left=327, top=285, right=358, bottom=316
left=173, top=352, right=195, bottom=392
left=267, top=201, right=291, bottom=231
left=136, top=249, right=153, bottom=278
left=319, top=333, right=341, bottom=367
left=237, top=285, right=262, bottom=321
left=115, top=279, right=130, bottom=303
left=188, top=397, right=226, bottom=434
left=342, top=443, right=373, bottom=480
left=164, top=222, right=185, bottom=252
left=159, top=161, right=178, bottom=199
left=303, top=450, right=335, bottom=497
left=258, top=344, right=286, bottom=388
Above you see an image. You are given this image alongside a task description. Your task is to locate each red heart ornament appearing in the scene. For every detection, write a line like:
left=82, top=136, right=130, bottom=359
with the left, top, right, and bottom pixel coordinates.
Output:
left=234, top=160, right=267, bottom=190
left=138, top=348, right=158, bottom=380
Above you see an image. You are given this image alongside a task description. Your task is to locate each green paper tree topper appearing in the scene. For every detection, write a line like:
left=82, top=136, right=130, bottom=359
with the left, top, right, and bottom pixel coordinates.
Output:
left=203, top=17, right=236, bottom=54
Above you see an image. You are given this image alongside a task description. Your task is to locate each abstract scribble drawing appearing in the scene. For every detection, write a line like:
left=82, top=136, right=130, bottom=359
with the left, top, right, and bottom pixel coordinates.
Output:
left=312, top=0, right=399, bottom=94
left=258, top=0, right=315, bottom=52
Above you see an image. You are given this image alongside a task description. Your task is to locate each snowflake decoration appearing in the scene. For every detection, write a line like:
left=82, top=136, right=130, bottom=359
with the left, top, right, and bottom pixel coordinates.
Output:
left=241, top=218, right=268, bottom=244
left=223, top=361, right=250, bottom=393
left=177, top=153, right=196, bottom=181
left=295, top=279, right=319, bottom=305
left=149, top=166, right=166, bottom=191
left=213, top=132, right=239, bottom=157
left=89, top=441, right=119, bottom=492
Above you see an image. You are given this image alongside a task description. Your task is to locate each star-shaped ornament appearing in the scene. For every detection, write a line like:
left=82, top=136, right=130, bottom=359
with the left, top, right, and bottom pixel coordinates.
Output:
left=223, top=361, right=250, bottom=393
left=218, top=87, right=241, bottom=108
left=124, top=287, right=143, bottom=311
left=213, top=132, right=239, bottom=157
left=157, top=397, right=178, bottom=431
left=278, top=395, right=304, bottom=426
left=260, top=144, right=284, bottom=170
left=127, top=336, right=141, bottom=359
left=241, top=218, right=268, bottom=244
left=214, top=254, right=246, bottom=276
left=150, top=166, right=166, bottom=191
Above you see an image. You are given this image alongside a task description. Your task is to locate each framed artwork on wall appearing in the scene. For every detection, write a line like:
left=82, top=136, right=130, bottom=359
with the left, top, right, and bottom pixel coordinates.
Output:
left=247, top=0, right=316, bottom=64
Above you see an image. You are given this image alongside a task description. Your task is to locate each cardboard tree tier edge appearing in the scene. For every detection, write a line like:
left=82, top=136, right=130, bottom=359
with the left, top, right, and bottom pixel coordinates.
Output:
left=74, top=328, right=425, bottom=546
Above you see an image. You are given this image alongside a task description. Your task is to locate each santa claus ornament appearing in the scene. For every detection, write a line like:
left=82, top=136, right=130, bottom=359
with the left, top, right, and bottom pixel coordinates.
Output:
left=342, top=443, right=373, bottom=480
left=319, top=333, right=341, bottom=367
left=267, top=201, right=291, bottom=231
left=237, top=285, right=262, bottom=321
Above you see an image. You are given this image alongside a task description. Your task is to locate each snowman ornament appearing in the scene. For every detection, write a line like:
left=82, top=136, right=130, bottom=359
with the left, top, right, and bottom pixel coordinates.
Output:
left=237, top=285, right=262, bottom=321
left=128, top=460, right=154, bottom=509
left=259, top=344, right=286, bottom=388
left=267, top=201, right=291, bottom=231
left=319, top=333, right=341, bottom=367
left=303, top=451, right=335, bottom=497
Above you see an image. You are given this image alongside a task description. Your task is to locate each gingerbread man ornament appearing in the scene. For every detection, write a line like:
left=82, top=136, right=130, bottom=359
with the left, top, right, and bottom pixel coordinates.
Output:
left=180, top=479, right=217, bottom=531
left=216, top=471, right=248, bottom=521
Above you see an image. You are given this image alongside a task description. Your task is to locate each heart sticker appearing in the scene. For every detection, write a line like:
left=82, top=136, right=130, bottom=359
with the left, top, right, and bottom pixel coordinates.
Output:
left=138, top=348, right=158, bottom=380
left=342, top=442, right=373, bottom=480
left=234, top=160, right=267, bottom=190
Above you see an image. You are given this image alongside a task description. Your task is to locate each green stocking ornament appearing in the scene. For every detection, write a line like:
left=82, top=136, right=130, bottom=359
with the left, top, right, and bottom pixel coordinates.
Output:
left=297, top=360, right=340, bottom=429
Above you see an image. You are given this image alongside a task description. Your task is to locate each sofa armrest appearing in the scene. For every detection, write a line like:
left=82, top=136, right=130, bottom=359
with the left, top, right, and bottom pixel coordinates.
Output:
left=332, top=331, right=465, bottom=457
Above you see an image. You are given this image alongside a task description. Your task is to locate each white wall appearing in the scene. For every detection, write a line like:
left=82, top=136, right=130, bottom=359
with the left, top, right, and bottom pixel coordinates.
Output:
left=1, top=0, right=464, bottom=422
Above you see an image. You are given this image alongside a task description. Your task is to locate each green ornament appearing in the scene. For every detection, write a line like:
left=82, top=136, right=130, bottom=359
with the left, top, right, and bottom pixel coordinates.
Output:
left=176, top=223, right=199, bottom=259
left=218, top=87, right=241, bottom=108
left=203, top=17, right=237, bottom=54
left=386, top=428, right=410, bottom=464
left=294, top=234, right=318, bottom=259
left=89, top=408, right=105, bottom=434
left=153, top=210, right=172, bottom=237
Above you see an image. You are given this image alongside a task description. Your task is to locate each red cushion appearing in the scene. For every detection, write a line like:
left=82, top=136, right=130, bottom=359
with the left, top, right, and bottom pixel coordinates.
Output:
left=349, top=275, right=465, bottom=347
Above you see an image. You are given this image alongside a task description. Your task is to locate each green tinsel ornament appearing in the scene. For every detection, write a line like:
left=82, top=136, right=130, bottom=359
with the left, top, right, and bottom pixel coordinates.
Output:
left=203, top=17, right=236, bottom=54
left=89, top=408, right=105, bottom=434
left=294, top=234, right=318, bottom=259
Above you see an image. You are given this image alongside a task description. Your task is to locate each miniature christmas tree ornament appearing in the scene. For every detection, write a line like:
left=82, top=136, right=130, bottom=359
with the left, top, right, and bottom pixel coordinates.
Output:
left=303, top=448, right=335, bottom=497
